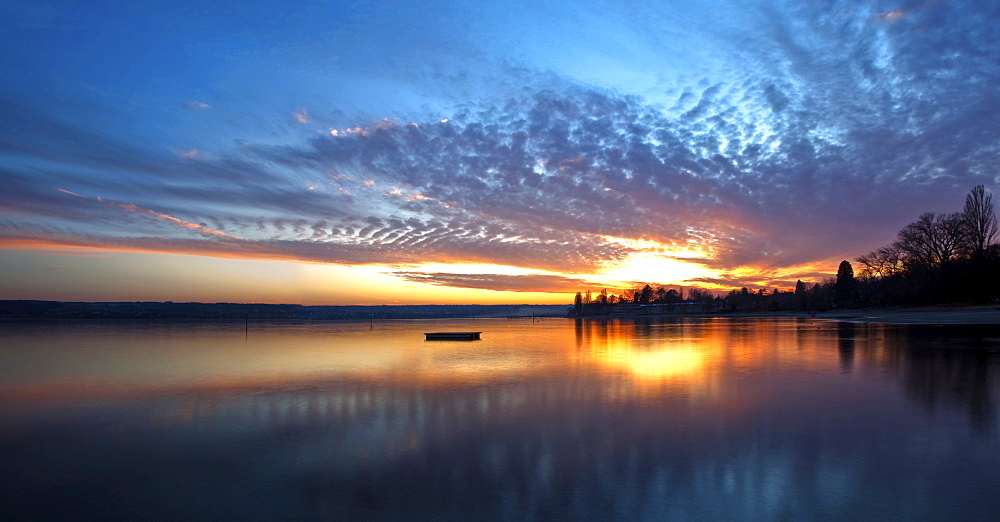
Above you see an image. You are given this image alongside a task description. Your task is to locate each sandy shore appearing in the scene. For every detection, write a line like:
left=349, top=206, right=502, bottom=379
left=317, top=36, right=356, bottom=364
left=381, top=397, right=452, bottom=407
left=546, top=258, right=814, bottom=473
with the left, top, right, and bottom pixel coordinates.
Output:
left=809, top=305, right=1000, bottom=325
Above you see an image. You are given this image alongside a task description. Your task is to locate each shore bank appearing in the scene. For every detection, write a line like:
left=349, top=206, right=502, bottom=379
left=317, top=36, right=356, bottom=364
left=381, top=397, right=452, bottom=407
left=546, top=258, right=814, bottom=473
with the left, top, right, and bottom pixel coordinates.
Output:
left=572, top=305, right=1000, bottom=325
left=807, top=305, right=1000, bottom=325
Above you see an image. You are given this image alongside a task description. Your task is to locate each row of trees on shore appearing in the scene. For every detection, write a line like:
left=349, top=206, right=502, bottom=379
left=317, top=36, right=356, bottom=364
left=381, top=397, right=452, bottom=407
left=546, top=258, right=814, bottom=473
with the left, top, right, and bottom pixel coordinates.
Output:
left=571, top=186, right=1000, bottom=316
left=850, top=185, right=998, bottom=306
left=570, top=282, right=813, bottom=316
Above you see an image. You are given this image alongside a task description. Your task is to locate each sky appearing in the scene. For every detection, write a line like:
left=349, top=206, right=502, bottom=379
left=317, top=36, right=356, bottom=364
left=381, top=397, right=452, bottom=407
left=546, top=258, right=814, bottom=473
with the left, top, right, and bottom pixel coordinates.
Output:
left=2, top=0, right=1000, bottom=305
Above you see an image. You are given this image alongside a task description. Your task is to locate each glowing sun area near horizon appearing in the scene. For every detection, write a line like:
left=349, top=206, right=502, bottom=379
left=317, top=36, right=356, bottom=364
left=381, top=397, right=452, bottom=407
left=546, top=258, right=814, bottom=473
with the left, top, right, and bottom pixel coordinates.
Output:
left=583, top=238, right=722, bottom=291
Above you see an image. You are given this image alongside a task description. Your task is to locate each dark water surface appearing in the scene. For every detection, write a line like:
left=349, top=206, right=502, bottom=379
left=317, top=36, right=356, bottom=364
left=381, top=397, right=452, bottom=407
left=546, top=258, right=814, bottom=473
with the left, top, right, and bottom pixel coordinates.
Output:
left=2, top=317, right=1000, bottom=520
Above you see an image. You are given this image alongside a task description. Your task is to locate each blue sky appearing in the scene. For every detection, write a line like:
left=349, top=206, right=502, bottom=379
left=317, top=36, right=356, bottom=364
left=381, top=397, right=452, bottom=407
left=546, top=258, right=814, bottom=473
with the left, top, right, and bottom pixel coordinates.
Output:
left=3, top=0, right=1000, bottom=303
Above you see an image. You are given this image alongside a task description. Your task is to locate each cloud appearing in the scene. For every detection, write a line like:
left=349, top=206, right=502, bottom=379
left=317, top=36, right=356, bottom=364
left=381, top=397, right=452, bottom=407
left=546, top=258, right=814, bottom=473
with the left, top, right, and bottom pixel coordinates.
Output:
left=4, top=0, right=1000, bottom=294
left=392, top=272, right=592, bottom=293
left=108, top=200, right=240, bottom=240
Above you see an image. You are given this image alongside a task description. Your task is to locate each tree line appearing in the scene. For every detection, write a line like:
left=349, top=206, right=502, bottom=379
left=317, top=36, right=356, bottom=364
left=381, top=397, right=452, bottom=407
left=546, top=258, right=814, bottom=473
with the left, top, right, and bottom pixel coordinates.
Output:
left=851, top=184, right=998, bottom=306
left=570, top=185, right=999, bottom=316
left=570, top=283, right=806, bottom=316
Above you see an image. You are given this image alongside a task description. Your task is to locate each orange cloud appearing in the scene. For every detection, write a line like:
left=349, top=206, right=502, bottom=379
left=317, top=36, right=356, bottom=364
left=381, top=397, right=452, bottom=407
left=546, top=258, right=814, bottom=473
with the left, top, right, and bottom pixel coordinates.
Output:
left=57, top=189, right=239, bottom=240
left=0, top=237, right=115, bottom=256
left=114, top=202, right=240, bottom=239
left=875, top=10, right=906, bottom=22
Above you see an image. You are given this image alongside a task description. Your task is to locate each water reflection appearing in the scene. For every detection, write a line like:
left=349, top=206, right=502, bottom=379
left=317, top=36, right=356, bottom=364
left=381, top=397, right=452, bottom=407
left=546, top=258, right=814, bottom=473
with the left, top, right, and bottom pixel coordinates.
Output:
left=838, top=322, right=856, bottom=374
left=574, top=318, right=711, bottom=387
left=2, top=319, right=1000, bottom=519
left=876, top=325, right=999, bottom=434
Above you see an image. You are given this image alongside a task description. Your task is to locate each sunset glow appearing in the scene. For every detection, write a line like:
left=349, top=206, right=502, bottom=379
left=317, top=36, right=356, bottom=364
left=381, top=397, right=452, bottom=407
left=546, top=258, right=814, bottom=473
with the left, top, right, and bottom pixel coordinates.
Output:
left=592, top=238, right=719, bottom=289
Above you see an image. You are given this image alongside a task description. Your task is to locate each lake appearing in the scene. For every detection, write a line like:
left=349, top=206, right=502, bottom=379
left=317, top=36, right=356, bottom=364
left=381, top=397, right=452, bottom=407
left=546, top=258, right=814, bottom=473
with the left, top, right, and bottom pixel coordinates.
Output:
left=2, top=317, right=999, bottom=519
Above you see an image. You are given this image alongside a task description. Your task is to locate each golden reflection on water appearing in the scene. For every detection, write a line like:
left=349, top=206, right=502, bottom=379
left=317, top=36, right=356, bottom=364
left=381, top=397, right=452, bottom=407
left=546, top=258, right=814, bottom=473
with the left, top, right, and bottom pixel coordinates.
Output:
left=0, top=318, right=858, bottom=409
left=575, top=319, right=711, bottom=384
left=599, top=345, right=708, bottom=381
left=569, top=317, right=863, bottom=402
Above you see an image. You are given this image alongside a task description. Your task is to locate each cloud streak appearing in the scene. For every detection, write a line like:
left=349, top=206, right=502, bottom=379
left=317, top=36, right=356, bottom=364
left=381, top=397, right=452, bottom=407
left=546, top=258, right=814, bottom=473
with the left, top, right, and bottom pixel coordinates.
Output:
left=393, top=272, right=592, bottom=293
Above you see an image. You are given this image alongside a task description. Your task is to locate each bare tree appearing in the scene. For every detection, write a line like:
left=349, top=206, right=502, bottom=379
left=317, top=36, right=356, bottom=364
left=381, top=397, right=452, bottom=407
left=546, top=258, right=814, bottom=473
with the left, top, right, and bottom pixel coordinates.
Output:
left=963, top=185, right=997, bottom=259
left=856, top=243, right=905, bottom=279
left=896, top=212, right=966, bottom=267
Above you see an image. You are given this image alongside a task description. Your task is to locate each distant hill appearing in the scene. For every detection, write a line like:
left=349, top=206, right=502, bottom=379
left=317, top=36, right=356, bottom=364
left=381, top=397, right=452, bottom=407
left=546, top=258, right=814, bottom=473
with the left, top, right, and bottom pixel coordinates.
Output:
left=0, top=300, right=570, bottom=320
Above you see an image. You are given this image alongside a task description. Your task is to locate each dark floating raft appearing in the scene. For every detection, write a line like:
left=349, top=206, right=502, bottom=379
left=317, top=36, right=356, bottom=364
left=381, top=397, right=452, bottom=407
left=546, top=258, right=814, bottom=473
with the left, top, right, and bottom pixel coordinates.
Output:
left=424, top=331, right=482, bottom=341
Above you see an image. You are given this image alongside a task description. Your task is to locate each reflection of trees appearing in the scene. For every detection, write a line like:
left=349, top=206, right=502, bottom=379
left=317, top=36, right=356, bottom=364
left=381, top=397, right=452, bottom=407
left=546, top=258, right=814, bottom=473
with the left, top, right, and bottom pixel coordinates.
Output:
left=880, top=325, right=999, bottom=434
left=572, top=319, right=999, bottom=435
left=838, top=322, right=856, bottom=374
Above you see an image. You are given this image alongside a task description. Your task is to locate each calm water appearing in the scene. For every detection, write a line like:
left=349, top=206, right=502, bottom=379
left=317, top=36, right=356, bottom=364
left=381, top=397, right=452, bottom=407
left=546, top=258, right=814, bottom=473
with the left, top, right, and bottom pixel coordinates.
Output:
left=2, top=317, right=1000, bottom=520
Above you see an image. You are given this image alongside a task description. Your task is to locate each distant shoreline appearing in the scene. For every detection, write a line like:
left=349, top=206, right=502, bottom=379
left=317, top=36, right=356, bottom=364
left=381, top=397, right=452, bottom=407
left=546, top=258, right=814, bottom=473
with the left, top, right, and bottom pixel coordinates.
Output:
left=0, top=301, right=569, bottom=321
